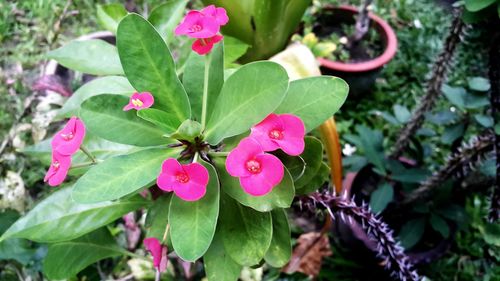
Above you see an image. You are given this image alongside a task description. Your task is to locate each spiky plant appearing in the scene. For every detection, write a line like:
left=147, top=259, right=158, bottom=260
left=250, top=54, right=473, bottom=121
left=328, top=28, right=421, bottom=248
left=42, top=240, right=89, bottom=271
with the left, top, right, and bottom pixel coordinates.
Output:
left=306, top=192, right=420, bottom=281
left=403, top=132, right=494, bottom=205
left=390, top=8, right=465, bottom=158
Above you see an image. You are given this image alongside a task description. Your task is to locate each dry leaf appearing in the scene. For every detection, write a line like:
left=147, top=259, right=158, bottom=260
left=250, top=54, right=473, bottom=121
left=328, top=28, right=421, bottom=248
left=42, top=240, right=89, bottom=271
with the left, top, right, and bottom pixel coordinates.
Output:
left=282, top=232, right=332, bottom=277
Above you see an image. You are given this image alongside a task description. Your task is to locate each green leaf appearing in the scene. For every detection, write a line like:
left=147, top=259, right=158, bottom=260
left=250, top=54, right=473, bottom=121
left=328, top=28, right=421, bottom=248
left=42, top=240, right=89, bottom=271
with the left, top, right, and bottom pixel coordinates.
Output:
left=275, top=76, right=348, bottom=132
left=169, top=119, right=202, bottom=142
left=1, top=188, right=147, bottom=243
left=43, top=228, right=125, bottom=279
left=465, top=0, right=496, bottom=12
left=58, top=76, right=135, bottom=118
left=137, top=108, right=180, bottom=133
left=429, top=214, right=450, bottom=238
left=0, top=238, right=36, bottom=265
left=215, top=158, right=295, bottom=212
left=205, top=61, right=289, bottom=145
left=169, top=161, right=220, bottom=261
left=468, top=77, right=491, bottom=92
left=117, top=13, right=190, bottom=124
left=145, top=195, right=171, bottom=242
left=73, top=148, right=180, bottom=203
left=219, top=195, right=272, bottom=266
left=96, top=4, right=128, bottom=33
left=295, top=137, right=324, bottom=189
left=47, top=39, right=123, bottom=75
left=398, top=218, right=425, bottom=249
left=183, top=43, right=224, bottom=121
left=441, top=123, right=465, bottom=144
left=276, top=151, right=305, bottom=181
left=80, top=94, right=169, bottom=146
left=474, top=114, right=494, bottom=127
left=204, top=231, right=242, bottom=281
left=369, top=183, right=394, bottom=214
left=224, top=36, right=249, bottom=66
left=393, top=104, right=411, bottom=123
left=296, top=162, right=329, bottom=195
left=356, top=125, right=386, bottom=174
left=264, top=209, right=291, bottom=267
left=442, top=84, right=466, bottom=109
left=148, top=0, right=189, bottom=43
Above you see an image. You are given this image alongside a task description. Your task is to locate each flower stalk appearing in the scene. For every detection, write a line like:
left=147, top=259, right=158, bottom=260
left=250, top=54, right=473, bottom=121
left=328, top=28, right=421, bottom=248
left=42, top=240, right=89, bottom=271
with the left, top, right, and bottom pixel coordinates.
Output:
left=201, top=54, right=211, bottom=131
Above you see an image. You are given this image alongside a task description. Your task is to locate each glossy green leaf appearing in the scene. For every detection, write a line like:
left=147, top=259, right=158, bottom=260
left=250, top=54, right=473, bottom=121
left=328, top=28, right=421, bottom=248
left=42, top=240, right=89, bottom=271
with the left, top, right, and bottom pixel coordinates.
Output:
left=465, top=0, right=496, bottom=12
left=474, top=114, right=494, bottom=127
left=275, top=76, right=348, bottom=132
left=117, top=13, right=190, bottom=124
left=398, top=218, right=425, bottom=249
left=294, top=137, right=324, bottom=189
left=205, top=61, right=288, bottom=144
left=356, top=125, right=386, bottom=174
left=0, top=238, right=36, bottom=265
left=169, top=119, right=202, bottom=142
left=169, top=162, right=220, bottom=261
left=429, top=214, right=450, bottom=238
left=183, top=43, right=224, bottom=121
left=224, top=36, right=249, bottom=66
left=47, top=39, right=123, bottom=75
left=0, top=188, right=147, bottom=243
left=264, top=209, right=291, bottom=267
left=43, top=228, right=125, bottom=279
left=96, top=4, right=128, bottom=33
left=442, top=84, right=466, bottom=109
left=148, top=0, right=188, bottom=43
left=145, top=195, right=171, bottom=241
left=393, top=104, right=411, bottom=124
left=215, top=158, right=294, bottom=212
left=73, top=148, right=180, bottom=203
left=137, top=108, right=180, bottom=133
left=219, top=195, right=272, bottom=266
left=369, top=183, right=394, bottom=214
left=80, top=94, right=169, bottom=146
left=276, top=152, right=305, bottom=181
left=296, top=162, right=329, bottom=195
left=58, top=76, right=135, bottom=118
left=468, top=77, right=491, bottom=91
left=441, top=123, right=465, bottom=144
left=204, top=231, right=242, bottom=281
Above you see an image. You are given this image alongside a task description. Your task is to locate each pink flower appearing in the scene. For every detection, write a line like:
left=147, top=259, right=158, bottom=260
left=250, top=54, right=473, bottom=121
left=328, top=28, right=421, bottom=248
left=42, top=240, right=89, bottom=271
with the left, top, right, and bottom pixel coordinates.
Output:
left=144, top=237, right=168, bottom=273
left=250, top=113, right=305, bottom=156
left=226, top=137, right=284, bottom=196
left=44, top=151, right=71, bottom=186
left=123, top=92, right=154, bottom=111
left=174, top=10, right=220, bottom=38
left=51, top=116, right=86, bottom=156
left=201, top=5, right=229, bottom=26
left=157, top=158, right=209, bottom=201
left=192, top=34, right=223, bottom=55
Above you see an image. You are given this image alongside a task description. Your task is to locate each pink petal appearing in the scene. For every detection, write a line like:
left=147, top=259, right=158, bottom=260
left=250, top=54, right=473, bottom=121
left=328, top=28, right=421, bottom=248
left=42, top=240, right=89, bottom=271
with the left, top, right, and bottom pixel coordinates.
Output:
left=276, top=114, right=305, bottom=156
left=214, top=7, right=229, bottom=25
left=183, top=163, right=209, bottom=186
left=200, top=5, right=216, bottom=16
left=276, top=137, right=305, bottom=156
left=52, top=117, right=86, bottom=156
left=44, top=152, right=71, bottom=187
left=226, top=137, right=263, bottom=177
left=157, top=158, right=184, bottom=192
left=192, top=39, right=214, bottom=55
left=157, top=173, right=175, bottom=192
left=123, top=103, right=134, bottom=111
left=161, top=158, right=183, bottom=174
left=239, top=153, right=284, bottom=196
left=175, top=11, right=204, bottom=35
left=144, top=237, right=166, bottom=270
left=138, top=92, right=154, bottom=109
left=250, top=113, right=283, bottom=152
left=159, top=246, right=168, bottom=272
left=173, top=181, right=207, bottom=201
left=209, top=34, right=223, bottom=44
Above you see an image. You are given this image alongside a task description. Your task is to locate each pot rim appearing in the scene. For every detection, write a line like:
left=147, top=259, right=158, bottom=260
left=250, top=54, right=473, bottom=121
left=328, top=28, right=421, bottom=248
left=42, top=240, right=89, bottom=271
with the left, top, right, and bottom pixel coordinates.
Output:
left=317, top=5, right=398, bottom=73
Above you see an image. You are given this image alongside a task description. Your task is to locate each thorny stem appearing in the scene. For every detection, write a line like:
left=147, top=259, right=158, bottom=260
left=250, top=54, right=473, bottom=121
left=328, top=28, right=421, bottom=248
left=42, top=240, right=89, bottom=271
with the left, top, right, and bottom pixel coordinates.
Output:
left=80, top=145, right=97, bottom=163
left=306, top=192, right=420, bottom=281
left=201, top=54, right=211, bottom=131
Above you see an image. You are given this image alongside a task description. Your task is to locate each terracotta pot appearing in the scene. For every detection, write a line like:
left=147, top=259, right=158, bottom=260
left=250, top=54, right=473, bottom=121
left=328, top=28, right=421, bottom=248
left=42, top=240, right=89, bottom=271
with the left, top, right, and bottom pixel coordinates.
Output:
left=313, top=5, right=397, bottom=97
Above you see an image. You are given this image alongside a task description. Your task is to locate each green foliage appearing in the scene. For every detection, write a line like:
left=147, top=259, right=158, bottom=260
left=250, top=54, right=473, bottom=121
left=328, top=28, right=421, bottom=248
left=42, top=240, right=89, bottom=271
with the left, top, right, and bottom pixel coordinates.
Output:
left=46, top=39, right=124, bottom=75
left=117, top=13, right=191, bottom=124
left=1, top=188, right=147, bottom=243
left=72, top=148, right=179, bottom=203
left=204, top=231, right=242, bottom=281
left=294, top=137, right=324, bottom=190
left=169, top=162, right=219, bottom=261
left=264, top=209, right=291, bottom=267
left=96, top=4, right=128, bottom=33
left=204, top=61, right=289, bottom=144
left=398, top=218, right=426, bottom=249
left=369, top=183, right=394, bottom=214
left=43, top=228, right=125, bottom=279
left=148, top=0, right=189, bottom=43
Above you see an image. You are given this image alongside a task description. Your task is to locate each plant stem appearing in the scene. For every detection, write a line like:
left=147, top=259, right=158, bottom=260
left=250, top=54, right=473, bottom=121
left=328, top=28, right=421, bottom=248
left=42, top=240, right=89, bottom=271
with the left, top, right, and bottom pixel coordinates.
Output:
left=80, top=145, right=97, bottom=163
left=155, top=269, right=161, bottom=281
left=70, top=161, right=97, bottom=170
left=208, top=151, right=229, bottom=157
left=201, top=54, right=211, bottom=131
left=162, top=224, right=170, bottom=244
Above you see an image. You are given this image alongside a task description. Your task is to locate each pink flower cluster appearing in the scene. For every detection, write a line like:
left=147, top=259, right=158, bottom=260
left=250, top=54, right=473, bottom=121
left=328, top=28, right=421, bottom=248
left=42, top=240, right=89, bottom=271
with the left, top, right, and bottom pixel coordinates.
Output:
left=175, top=5, right=228, bottom=55
left=156, top=158, right=209, bottom=201
left=226, top=113, right=305, bottom=196
left=44, top=117, right=86, bottom=186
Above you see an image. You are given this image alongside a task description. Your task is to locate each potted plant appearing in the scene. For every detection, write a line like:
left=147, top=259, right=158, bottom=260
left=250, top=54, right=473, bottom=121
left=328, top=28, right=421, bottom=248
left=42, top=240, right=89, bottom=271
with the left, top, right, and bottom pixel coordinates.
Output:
left=296, top=2, right=397, bottom=96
